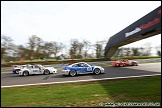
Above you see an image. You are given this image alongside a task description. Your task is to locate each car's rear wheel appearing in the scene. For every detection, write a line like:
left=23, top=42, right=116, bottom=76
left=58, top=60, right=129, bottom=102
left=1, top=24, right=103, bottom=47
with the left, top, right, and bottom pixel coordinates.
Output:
left=44, top=69, right=50, bottom=75
left=23, top=71, right=29, bottom=76
left=69, top=70, right=77, bottom=77
left=93, top=68, right=101, bottom=75
left=16, top=70, right=19, bottom=74
left=120, top=63, right=124, bottom=67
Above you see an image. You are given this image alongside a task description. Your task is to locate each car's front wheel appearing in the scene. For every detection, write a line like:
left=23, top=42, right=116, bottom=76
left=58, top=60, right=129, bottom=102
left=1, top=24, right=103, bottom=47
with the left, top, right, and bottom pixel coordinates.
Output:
left=69, top=70, right=77, bottom=77
left=93, top=68, right=101, bottom=75
left=23, top=71, right=29, bottom=76
left=44, top=69, right=50, bottom=75
left=134, top=62, right=137, bottom=66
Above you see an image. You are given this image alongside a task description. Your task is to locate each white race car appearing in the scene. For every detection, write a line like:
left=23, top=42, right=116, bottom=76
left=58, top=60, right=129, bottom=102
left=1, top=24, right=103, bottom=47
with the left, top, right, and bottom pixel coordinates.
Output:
left=19, top=64, right=57, bottom=76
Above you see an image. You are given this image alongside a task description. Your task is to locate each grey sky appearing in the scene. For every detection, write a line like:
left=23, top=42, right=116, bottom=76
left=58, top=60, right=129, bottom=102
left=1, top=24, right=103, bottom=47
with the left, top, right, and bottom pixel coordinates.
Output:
left=1, top=1, right=161, bottom=49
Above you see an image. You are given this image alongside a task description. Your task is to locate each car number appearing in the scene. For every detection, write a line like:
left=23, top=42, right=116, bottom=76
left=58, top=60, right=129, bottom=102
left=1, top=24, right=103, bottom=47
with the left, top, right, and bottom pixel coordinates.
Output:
left=33, top=70, right=39, bottom=72
left=87, top=67, right=92, bottom=71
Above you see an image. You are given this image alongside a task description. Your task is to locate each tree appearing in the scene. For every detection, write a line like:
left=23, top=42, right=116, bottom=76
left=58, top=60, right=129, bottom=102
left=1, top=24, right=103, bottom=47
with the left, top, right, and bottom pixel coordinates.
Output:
left=132, top=47, right=140, bottom=56
left=82, top=40, right=92, bottom=58
left=27, top=35, right=44, bottom=59
left=113, top=48, right=122, bottom=57
left=43, top=42, right=54, bottom=57
left=14, top=45, right=33, bottom=60
left=54, top=42, right=64, bottom=57
left=69, top=39, right=79, bottom=59
left=155, top=45, right=161, bottom=56
left=157, top=51, right=161, bottom=56
left=142, top=42, right=152, bottom=56
left=125, top=48, right=131, bottom=56
left=16, top=45, right=27, bottom=58
left=77, top=42, right=84, bottom=59
left=43, top=41, right=64, bottom=58
left=95, top=41, right=103, bottom=58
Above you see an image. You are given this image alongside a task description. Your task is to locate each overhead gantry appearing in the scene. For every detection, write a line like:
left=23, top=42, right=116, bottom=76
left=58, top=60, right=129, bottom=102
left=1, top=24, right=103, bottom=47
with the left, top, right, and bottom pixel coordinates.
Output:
left=104, top=6, right=161, bottom=60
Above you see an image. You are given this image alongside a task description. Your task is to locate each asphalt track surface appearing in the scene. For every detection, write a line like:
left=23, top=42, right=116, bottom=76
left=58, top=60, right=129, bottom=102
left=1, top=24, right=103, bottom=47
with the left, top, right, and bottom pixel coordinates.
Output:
left=1, top=63, right=161, bottom=87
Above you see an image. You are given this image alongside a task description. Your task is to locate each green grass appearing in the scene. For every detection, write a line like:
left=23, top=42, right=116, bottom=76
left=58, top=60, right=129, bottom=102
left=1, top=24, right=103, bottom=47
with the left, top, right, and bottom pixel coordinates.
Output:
left=1, top=76, right=161, bottom=107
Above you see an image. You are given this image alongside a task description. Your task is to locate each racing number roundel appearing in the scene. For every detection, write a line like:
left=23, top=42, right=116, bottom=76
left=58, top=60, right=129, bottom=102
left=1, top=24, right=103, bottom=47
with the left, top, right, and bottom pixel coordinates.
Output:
left=87, top=67, right=92, bottom=71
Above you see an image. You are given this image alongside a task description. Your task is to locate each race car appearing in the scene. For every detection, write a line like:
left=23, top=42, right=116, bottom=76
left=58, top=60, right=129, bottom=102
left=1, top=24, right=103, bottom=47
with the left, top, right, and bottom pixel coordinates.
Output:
left=62, top=62, right=105, bottom=77
left=12, top=65, right=27, bottom=74
left=111, top=59, right=138, bottom=67
left=19, top=64, right=57, bottom=76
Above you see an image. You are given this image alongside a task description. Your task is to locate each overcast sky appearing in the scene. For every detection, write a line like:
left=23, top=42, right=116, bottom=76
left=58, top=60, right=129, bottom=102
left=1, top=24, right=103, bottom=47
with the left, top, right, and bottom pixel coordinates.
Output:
left=1, top=1, right=161, bottom=50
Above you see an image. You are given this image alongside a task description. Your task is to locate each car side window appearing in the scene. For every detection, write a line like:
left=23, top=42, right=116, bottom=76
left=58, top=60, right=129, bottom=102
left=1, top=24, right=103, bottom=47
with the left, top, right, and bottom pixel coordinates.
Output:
left=35, top=65, right=39, bottom=68
left=79, top=64, right=83, bottom=67
left=83, top=64, right=89, bottom=67
left=27, top=66, right=32, bottom=69
left=72, top=64, right=78, bottom=67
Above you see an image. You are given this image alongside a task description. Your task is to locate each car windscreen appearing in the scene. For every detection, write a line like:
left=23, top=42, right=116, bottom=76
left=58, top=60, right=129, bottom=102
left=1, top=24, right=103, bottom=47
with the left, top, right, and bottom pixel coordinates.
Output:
left=21, top=66, right=28, bottom=69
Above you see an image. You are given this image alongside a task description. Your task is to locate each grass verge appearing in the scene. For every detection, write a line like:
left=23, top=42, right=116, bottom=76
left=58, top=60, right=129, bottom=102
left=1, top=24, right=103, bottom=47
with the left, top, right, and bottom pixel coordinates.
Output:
left=1, top=76, right=161, bottom=107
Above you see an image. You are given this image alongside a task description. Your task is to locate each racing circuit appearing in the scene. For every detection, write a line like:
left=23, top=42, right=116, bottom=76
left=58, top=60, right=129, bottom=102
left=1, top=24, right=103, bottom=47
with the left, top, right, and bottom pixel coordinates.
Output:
left=1, top=6, right=161, bottom=89
left=1, top=62, right=161, bottom=88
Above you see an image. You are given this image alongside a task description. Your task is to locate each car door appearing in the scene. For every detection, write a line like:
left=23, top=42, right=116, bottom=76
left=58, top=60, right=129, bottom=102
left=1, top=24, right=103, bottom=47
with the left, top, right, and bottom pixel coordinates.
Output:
left=128, top=60, right=132, bottom=65
left=124, top=60, right=129, bottom=66
left=81, top=63, right=92, bottom=73
left=31, top=66, right=41, bottom=74
left=77, top=63, right=85, bottom=73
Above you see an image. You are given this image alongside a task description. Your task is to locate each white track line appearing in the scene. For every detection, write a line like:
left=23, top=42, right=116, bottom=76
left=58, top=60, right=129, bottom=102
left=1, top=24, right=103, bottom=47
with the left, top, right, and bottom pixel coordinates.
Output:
left=1, top=74, right=161, bottom=88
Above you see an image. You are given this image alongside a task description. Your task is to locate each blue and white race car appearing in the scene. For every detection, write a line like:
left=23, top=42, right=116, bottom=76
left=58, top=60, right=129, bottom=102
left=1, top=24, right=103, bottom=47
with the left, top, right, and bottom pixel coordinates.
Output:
left=62, top=62, right=105, bottom=76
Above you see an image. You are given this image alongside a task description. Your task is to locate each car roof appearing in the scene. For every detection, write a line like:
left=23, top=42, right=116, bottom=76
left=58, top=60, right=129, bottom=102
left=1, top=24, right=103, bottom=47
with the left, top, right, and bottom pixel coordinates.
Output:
left=12, top=65, right=20, bottom=66
left=73, top=62, right=87, bottom=64
left=68, top=62, right=88, bottom=66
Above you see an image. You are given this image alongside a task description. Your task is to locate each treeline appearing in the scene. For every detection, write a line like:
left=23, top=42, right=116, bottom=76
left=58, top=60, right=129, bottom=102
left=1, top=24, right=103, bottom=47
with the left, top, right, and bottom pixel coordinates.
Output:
left=1, top=35, right=107, bottom=62
left=1, top=35, right=161, bottom=62
left=114, top=46, right=161, bottom=57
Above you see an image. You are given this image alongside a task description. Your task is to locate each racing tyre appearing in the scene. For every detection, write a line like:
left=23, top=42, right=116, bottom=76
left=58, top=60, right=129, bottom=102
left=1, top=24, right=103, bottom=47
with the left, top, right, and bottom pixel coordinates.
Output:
left=134, top=62, right=137, bottom=66
left=44, top=69, right=50, bottom=75
left=93, top=68, right=101, bottom=75
left=120, top=63, right=124, bottom=67
left=69, top=70, right=77, bottom=77
left=16, top=70, right=19, bottom=74
left=23, top=71, right=29, bottom=76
